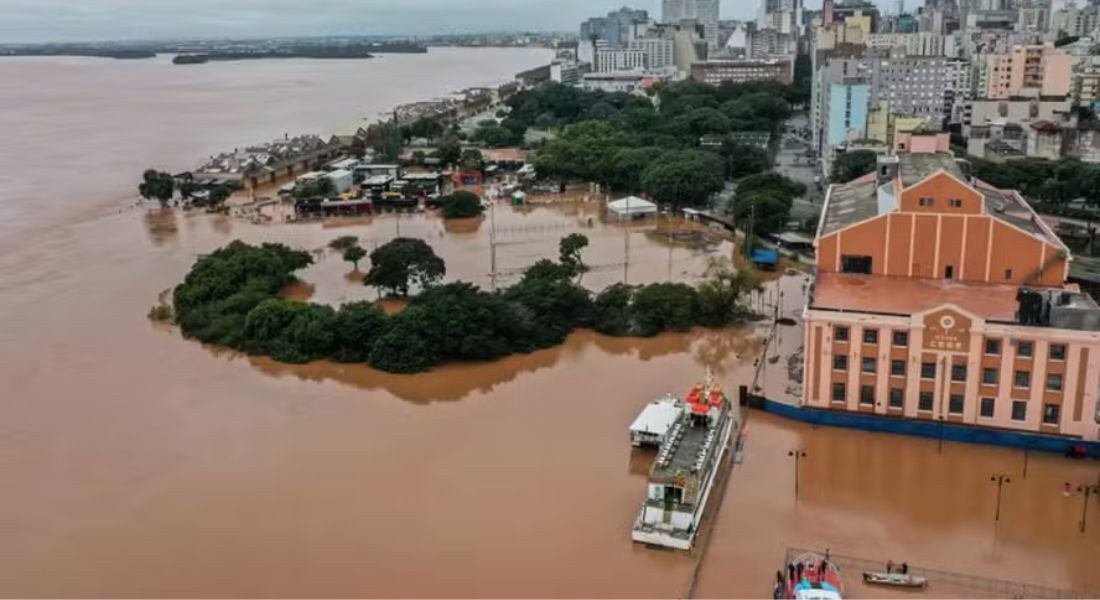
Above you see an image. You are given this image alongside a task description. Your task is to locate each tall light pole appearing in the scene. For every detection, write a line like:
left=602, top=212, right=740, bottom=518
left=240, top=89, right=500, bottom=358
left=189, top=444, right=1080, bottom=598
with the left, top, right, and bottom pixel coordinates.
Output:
left=789, top=450, right=807, bottom=499
left=1068, top=482, right=1100, bottom=533
left=1021, top=439, right=1032, bottom=479
left=937, top=415, right=946, bottom=454
left=990, top=474, right=1011, bottom=522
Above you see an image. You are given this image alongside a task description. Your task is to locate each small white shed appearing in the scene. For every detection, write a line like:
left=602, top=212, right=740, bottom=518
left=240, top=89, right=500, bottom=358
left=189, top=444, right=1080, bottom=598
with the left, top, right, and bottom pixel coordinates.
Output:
left=608, top=196, right=658, bottom=219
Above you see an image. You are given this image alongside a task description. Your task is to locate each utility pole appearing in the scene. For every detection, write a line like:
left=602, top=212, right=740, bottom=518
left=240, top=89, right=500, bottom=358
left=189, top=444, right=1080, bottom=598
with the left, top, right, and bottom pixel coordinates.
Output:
left=623, top=196, right=631, bottom=285
left=938, top=415, right=946, bottom=454
left=489, top=198, right=498, bottom=292
left=788, top=450, right=807, bottom=499
left=990, top=474, right=1011, bottom=521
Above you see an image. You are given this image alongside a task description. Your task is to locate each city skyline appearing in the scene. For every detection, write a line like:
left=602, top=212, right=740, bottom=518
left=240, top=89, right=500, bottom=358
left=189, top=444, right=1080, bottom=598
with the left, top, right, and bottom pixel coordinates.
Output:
left=0, top=0, right=851, bottom=44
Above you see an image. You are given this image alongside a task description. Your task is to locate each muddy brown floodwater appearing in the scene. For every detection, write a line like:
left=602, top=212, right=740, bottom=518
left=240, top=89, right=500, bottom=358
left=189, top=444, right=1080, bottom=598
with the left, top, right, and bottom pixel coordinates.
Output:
left=1, top=51, right=1098, bottom=598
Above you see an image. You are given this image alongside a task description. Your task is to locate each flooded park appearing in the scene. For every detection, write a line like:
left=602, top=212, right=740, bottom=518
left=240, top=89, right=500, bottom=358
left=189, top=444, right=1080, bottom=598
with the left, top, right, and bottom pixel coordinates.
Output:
left=0, top=49, right=1097, bottom=598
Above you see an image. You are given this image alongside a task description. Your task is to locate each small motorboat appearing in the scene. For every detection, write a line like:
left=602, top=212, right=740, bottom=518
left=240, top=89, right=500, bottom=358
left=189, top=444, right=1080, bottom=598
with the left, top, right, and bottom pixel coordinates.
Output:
left=862, top=571, right=928, bottom=589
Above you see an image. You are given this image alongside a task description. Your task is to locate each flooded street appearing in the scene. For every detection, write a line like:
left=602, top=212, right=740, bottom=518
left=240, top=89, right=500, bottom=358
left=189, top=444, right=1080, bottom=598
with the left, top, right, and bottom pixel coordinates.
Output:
left=0, top=52, right=1098, bottom=597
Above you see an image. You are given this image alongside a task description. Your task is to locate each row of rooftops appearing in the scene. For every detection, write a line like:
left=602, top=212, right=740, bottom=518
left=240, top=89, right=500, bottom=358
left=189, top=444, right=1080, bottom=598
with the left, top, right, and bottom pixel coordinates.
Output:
left=197, top=134, right=336, bottom=177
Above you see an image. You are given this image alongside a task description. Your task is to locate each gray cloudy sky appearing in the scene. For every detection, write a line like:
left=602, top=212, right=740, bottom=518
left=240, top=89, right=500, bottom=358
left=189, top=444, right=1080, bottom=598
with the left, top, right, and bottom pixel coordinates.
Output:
left=0, top=0, right=831, bottom=43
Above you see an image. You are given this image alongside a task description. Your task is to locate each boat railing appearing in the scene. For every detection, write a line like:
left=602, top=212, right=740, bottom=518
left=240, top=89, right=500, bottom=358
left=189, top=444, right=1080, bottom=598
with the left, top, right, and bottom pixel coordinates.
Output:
left=784, top=547, right=1093, bottom=599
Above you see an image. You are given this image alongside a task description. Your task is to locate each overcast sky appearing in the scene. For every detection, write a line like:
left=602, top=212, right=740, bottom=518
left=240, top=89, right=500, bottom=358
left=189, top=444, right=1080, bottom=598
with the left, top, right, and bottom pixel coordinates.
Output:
left=0, top=0, right=838, bottom=44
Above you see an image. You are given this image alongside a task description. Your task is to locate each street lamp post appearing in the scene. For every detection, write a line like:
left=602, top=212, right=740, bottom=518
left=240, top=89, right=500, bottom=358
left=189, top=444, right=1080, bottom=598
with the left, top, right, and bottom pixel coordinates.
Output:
left=789, top=450, right=807, bottom=499
left=937, top=416, right=946, bottom=454
left=990, top=474, right=1012, bottom=521
left=1070, top=482, right=1100, bottom=533
left=1022, top=440, right=1032, bottom=479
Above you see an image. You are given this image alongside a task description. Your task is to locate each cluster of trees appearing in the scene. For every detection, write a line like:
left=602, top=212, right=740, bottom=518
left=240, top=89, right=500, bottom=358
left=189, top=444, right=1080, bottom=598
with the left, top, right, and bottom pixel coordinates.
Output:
left=294, top=176, right=337, bottom=200
left=140, top=169, right=236, bottom=208
left=330, top=235, right=367, bottom=271
left=829, top=150, right=878, bottom=184
left=170, top=236, right=762, bottom=374
left=503, top=81, right=798, bottom=206
left=472, top=118, right=527, bottom=147
left=139, top=170, right=176, bottom=206
left=440, top=190, right=484, bottom=219
left=732, top=172, right=808, bottom=236
left=970, top=156, right=1100, bottom=206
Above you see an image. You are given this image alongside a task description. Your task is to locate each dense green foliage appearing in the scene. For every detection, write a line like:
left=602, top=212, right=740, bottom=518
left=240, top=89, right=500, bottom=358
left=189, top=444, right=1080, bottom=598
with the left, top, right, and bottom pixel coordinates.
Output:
left=294, top=176, right=336, bottom=200
left=328, top=235, right=359, bottom=251
left=441, top=190, right=485, bottom=219
left=139, top=170, right=175, bottom=206
left=641, top=150, right=727, bottom=207
left=829, top=150, right=878, bottom=184
left=367, top=122, right=404, bottom=163
left=363, top=237, right=446, bottom=297
left=173, top=241, right=313, bottom=348
left=169, top=237, right=761, bottom=374
left=970, top=156, right=1100, bottom=206
left=514, top=79, right=799, bottom=203
left=731, top=172, right=807, bottom=236
left=342, top=245, right=367, bottom=270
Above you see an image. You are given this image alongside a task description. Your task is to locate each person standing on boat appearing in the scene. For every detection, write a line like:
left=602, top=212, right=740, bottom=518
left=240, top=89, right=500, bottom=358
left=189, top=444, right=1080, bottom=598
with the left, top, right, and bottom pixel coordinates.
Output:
left=886, top=559, right=894, bottom=574
left=900, top=562, right=909, bottom=575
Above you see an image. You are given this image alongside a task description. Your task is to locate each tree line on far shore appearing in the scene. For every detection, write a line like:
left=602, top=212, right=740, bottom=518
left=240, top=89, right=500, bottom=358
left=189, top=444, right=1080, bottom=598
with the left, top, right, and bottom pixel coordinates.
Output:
left=166, top=237, right=762, bottom=373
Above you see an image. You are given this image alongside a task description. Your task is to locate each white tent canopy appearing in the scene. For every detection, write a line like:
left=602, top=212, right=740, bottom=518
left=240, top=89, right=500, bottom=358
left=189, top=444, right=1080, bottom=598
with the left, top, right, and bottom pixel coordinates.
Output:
left=607, top=195, right=658, bottom=218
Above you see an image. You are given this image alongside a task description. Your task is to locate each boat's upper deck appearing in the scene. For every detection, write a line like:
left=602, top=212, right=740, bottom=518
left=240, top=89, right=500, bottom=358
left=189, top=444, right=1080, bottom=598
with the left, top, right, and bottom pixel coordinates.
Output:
left=649, top=404, right=729, bottom=487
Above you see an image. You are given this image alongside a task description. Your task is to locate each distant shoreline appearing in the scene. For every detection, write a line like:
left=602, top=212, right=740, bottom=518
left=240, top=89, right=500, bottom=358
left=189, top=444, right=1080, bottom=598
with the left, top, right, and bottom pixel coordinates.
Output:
left=0, top=42, right=429, bottom=62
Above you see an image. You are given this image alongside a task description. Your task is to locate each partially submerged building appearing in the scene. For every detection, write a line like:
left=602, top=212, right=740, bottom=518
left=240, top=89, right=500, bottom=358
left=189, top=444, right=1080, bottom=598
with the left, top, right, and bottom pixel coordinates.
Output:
left=803, top=140, right=1100, bottom=441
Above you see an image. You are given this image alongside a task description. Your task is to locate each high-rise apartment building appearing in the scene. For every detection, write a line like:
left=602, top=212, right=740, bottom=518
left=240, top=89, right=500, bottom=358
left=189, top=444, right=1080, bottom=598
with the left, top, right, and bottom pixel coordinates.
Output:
left=663, top=0, right=721, bottom=49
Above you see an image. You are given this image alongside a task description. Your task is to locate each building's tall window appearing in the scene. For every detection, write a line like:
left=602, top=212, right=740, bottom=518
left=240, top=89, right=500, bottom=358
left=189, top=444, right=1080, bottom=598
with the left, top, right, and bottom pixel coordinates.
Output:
left=1017, top=340, right=1034, bottom=358
left=862, top=357, right=877, bottom=373
left=982, top=368, right=999, bottom=385
left=889, top=388, right=904, bottom=408
left=921, top=362, right=936, bottom=379
left=863, top=329, right=879, bottom=345
left=918, top=391, right=934, bottom=412
left=892, top=331, right=909, bottom=347
left=1047, top=373, right=1063, bottom=392
left=860, top=385, right=875, bottom=406
left=833, top=354, right=848, bottom=370
left=1011, top=400, right=1027, bottom=421
left=951, top=364, right=967, bottom=382
left=948, top=394, right=965, bottom=415
left=832, top=382, right=846, bottom=402
left=834, top=326, right=849, bottom=342
left=1043, top=403, right=1061, bottom=425
left=985, top=339, right=1001, bottom=355
left=980, top=397, right=995, bottom=418
left=1050, top=344, right=1066, bottom=361
left=1015, top=370, right=1031, bottom=388
left=891, top=360, right=906, bottom=376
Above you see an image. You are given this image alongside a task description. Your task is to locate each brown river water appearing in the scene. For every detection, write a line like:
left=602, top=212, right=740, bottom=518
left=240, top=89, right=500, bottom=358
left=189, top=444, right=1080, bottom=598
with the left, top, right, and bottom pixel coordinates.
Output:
left=1, top=49, right=1098, bottom=598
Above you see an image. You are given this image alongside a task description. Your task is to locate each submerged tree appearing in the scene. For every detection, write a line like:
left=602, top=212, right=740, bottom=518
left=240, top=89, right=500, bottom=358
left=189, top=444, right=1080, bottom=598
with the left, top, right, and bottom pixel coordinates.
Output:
left=559, top=233, right=590, bottom=278
left=328, top=235, right=360, bottom=251
left=139, top=169, right=175, bottom=207
left=441, top=190, right=484, bottom=219
left=342, top=245, right=367, bottom=271
left=363, top=237, right=446, bottom=297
